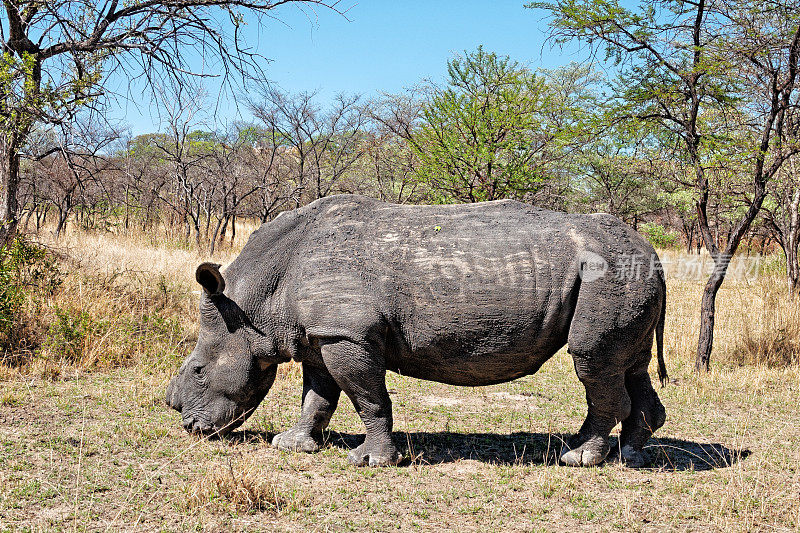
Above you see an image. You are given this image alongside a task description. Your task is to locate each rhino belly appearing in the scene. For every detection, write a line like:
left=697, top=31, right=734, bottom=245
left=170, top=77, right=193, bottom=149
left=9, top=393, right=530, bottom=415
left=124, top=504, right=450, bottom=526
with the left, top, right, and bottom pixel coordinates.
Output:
left=390, top=342, right=564, bottom=387
left=385, top=286, right=575, bottom=386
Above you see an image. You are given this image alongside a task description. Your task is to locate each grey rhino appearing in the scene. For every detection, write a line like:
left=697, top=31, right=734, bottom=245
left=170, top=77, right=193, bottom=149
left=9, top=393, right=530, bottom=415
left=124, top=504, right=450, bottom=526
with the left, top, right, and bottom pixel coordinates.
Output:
left=166, top=194, right=667, bottom=467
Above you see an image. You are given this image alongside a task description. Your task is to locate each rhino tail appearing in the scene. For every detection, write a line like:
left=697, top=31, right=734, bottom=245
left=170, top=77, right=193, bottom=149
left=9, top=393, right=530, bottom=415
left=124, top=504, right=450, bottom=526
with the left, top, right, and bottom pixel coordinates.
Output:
left=655, top=272, right=668, bottom=387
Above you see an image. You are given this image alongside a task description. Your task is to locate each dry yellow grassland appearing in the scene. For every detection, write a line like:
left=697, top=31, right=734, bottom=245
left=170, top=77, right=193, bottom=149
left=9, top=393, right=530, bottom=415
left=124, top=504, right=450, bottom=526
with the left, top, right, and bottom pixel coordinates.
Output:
left=0, top=224, right=798, bottom=531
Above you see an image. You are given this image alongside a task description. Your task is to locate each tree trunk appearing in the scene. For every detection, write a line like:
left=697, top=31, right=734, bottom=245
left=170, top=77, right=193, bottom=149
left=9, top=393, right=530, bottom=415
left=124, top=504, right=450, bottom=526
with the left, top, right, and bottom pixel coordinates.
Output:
left=54, top=207, right=69, bottom=238
left=695, top=259, right=728, bottom=371
left=787, top=243, right=799, bottom=297
left=208, top=215, right=225, bottom=257
left=124, top=185, right=130, bottom=230
left=681, top=219, right=695, bottom=253
left=35, top=205, right=45, bottom=231
left=191, top=206, right=201, bottom=251
left=784, top=211, right=799, bottom=298
left=695, top=174, right=768, bottom=371
left=203, top=196, right=212, bottom=239
left=786, top=176, right=800, bottom=297
left=21, top=206, right=34, bottom=231
left=0, top=139, right=21, bottom=246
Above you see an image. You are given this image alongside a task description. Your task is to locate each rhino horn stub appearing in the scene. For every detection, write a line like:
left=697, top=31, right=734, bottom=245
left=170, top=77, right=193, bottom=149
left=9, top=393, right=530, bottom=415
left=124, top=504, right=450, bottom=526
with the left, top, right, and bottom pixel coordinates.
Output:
left=196, top=262, right=225, bottom=295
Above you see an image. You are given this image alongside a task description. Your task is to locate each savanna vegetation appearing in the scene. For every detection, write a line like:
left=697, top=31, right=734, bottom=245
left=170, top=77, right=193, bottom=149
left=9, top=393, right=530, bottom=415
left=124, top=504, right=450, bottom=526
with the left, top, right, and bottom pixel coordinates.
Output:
left=1, top=0, right=800, bottom=531
left=0, top=223, right=798, bottom=531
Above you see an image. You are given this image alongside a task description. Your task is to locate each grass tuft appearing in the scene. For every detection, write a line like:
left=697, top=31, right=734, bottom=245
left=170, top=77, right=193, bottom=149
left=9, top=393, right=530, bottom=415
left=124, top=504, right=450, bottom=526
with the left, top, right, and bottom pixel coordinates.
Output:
left=0, top=391, right=20, bottom=406
left=183, top=459, right=298, bottom=515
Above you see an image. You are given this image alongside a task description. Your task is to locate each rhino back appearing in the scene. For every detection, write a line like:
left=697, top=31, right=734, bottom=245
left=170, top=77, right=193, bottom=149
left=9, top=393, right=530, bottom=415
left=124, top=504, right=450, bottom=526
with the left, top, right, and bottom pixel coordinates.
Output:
left=282, top=196, right=623, bottom=384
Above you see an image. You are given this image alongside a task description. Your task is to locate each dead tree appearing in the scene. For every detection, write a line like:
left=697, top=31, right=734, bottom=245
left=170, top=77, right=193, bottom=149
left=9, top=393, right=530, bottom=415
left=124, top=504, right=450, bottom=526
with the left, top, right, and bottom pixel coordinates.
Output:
left=0, top=0, right=345, bottom=244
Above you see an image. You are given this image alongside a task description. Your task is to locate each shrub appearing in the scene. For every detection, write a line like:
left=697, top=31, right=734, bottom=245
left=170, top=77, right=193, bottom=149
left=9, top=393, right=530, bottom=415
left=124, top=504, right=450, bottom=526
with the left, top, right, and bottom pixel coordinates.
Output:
left=39, top=304, right=186, bottom=370
left=119, top=312, right=187, bottom=373
left=1, top=236, right=188, bottom=372
left=639, top=222, right=679, bottom=249
left=0, top=238, right=62, bottom=364
left=44, top=306, right=109, bottom=365
left=758, top=253, right=787, bottom=277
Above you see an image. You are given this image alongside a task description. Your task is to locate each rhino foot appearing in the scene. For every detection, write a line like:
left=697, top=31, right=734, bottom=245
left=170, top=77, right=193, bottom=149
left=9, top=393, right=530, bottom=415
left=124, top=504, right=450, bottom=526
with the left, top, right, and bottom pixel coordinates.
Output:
left=560, top=436, right=610, bottom=467
left=347, top=440, right=401, bottom=467
left=272, top=428, right=320, bottom=453
left=607, top=444, right=650, bottom=468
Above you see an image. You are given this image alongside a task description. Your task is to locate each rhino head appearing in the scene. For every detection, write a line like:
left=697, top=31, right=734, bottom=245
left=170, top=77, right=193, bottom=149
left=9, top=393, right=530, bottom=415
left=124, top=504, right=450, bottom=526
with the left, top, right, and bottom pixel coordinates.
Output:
left=165, top=262, right=278, bottom=437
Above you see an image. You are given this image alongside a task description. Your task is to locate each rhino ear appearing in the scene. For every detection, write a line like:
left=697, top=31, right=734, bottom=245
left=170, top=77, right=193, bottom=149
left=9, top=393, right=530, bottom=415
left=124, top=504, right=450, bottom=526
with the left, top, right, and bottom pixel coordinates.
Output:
left=196, top=263, right=225, bottom=296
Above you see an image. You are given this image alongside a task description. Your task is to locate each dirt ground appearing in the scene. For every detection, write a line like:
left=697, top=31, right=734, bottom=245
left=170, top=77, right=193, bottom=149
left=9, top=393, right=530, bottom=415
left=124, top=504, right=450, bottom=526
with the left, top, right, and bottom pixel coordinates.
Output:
left=1, top=352, right=798, bottom=532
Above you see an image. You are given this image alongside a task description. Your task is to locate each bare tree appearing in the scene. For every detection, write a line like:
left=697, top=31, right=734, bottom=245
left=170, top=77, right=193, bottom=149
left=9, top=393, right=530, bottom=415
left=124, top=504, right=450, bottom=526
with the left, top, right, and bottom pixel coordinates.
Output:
left=0, top=0, right=344, bottom=244
left=15, top=113, right=120, bottom=236
left=203, top=127, right=266, bottom=255
left=151, top=84, right=210, bottom=249
left=362, top=98, right=423, bottom=203
left=249, top=88, right=367, bottom=202
left=311, top=93, right=368, bottom=198
left=115, top=133, right=171, bottom=231
left=764, top=156, right=800, bottom=296
left=251, top=127, right=306, bottom=220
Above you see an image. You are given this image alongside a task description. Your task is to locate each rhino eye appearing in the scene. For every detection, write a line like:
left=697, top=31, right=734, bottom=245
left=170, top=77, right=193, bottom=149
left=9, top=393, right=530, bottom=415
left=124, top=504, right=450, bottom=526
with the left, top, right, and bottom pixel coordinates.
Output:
left=192, top=364, right=205, bottom=375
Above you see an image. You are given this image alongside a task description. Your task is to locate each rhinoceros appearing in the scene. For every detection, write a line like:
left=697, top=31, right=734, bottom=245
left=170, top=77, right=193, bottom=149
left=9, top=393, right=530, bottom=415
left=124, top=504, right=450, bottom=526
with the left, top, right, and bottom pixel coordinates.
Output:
left=166, top=194, right=667, bottom=467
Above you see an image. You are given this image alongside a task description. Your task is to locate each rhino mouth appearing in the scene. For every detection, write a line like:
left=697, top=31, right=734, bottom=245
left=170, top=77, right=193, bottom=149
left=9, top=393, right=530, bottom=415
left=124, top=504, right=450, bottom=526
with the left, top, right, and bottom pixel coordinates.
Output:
left=182, top=418, right=242, bottom=438
left=181, top=408, right=253, bottom=438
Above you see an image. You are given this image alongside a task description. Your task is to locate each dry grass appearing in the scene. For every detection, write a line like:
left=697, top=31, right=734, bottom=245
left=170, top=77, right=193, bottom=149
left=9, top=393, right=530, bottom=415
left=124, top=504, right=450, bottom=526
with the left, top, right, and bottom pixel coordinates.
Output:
left=731, top=279, right=800, bottom=367
left=182, top=457, right=301, bottom=515
left=1, top=222, right=257, bottom=378
left=658, top=249, right=800, bottom=369
left=0, top=225, right=798, bottom=531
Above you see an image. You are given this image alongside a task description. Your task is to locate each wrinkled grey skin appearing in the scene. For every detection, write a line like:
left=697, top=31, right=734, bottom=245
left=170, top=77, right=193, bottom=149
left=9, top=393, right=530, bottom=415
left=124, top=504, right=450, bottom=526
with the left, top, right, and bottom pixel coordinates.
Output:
left=166, top=194, right=667, bottom=468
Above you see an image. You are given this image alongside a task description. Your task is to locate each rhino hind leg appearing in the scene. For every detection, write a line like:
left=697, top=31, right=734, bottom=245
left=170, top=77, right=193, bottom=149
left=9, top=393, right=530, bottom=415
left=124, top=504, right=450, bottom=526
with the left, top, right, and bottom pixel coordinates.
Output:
left=273, top=362, right=341, bottom=453
left=320, top=339, right=401, bottom=467
left=560, top=374, right=631, bottom=467
left=610, top=366, right=666, bottom=468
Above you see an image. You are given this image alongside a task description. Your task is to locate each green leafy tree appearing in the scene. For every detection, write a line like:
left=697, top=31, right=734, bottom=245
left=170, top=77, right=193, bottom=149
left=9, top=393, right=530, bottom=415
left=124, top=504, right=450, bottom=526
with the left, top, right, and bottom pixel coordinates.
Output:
left=571, top=117, right=666, bottom=227
left=660, top=186, right=701, bottom=253
left=532, top=62, right=601, bottom=210
left=410, top=47, right=556, bottom=203
left=532, top=0, right=800, bottom=371
left=763, top=156, right=800, bottom=297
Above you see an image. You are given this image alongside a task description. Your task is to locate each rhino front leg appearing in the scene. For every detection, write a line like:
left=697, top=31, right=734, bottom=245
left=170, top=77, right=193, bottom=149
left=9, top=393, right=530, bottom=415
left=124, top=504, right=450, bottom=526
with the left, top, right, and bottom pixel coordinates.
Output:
left=561, top=373, right=631, bottom=467
left=320, top=339, right=400, bottom=467
left=272, top=362, right=341, bottom=453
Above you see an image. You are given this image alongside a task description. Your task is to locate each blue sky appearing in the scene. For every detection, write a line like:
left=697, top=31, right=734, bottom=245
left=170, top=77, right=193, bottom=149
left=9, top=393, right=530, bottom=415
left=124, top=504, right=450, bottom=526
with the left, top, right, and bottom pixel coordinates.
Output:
left=117, top=1, right=581, bottom=135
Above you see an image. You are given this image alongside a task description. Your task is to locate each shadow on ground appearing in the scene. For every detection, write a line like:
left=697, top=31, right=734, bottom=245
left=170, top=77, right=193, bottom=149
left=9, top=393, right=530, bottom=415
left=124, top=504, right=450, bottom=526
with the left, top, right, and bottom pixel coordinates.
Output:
left=644, top=436, right=751, bottom=471
left=227, top=429, right=749, bottom=472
